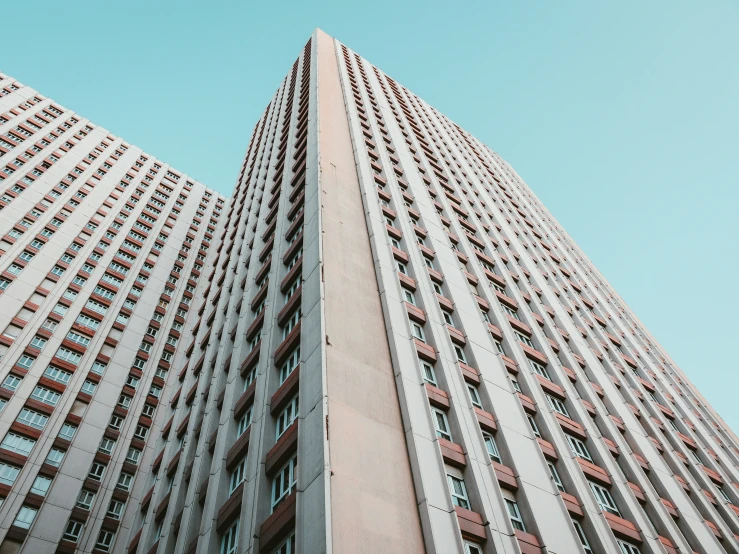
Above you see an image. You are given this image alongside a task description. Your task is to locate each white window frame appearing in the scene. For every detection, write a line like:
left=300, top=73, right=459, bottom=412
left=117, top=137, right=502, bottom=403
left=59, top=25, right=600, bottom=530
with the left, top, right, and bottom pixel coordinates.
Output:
left=432, top=408, right=452, bottom=441
left=617, top=540, right=641, bottom=554
left=220, top=520, right=239, bottom=554
left=505, top=498, right=526, bottom=531
left=275, top=395, right=299, bottom=440
left=483, top=432, right=501, bottom=463
left=546, top=394, right=570, bottom=417
left=446, top=473, right=470, bottom=509
left=229, top=457, right=246, bottom=495
left=271, top=455, right=297, bottom=512
left=589, top=481, right=621, bottom=517
left=572, top=519, right=594, bottom=553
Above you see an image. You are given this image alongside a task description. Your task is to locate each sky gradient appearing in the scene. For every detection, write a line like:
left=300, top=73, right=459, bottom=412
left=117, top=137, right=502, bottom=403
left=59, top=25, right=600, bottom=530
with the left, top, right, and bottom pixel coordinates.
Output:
left=4, top=0, right=737, bottom=429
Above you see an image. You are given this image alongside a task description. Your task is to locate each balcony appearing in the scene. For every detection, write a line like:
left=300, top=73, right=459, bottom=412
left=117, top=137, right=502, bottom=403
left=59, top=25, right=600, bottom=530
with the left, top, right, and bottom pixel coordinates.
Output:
left=575, top=457, right=611, bottom=486
left=425, top=384, right=450, bottom=410
left=603, top=511, right=642, bottom=543
left=439, top=438, right=466, bottom=468
left=515, top=530, right=542, bottom=554
left=404, top=302, right=426, bottom=324
left=554, top=412, right=587, bottom=440
left=259, top=491, right=296, bottom=553
left=414, top=338, right=436, bottom=363
left=474, top=407, right=496, bottom=433
left=492, top=461, right=517, bottom=490
left=561, top=491, right=583, bottom=517
left=517, top=392, right=536, bottom=414
left=455, top=506, right=487, bottom=543
left=458, top=362, right=480, bottom=386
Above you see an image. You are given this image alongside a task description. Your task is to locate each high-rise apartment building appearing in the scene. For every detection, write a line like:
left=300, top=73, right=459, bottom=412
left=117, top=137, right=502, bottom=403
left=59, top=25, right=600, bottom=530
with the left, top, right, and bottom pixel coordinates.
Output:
left=0, top=28, right=737, bottom=554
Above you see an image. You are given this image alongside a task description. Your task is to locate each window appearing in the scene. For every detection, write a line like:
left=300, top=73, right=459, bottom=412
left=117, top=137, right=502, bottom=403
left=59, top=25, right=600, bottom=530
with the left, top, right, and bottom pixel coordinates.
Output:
left=271, top=455, right=297, bottom=511
left=2, top=374, right=22, bottom=391
left=116, top=472, right=133, bottom=491
left=229, top=457, right=246, bottom=494
left=279, top=347, right=300, bottom=384
left=502, top=305, right=520, bottom=320
left=527, top=415, right=541, bottom=438
left=118, top=395, right=132, bottom=409
left=516, top=332, right=534, bottom=348
left=446, top=473, right=470, bottom=509
left=107, top=499, right=125, bottom=520
left=432, top=408, right=452, bottom=441
left=63, top=520, right=84, bottom=542
left=505, top=498, right=526, bottom=531
left=411, top=322, right=425, bottom=342
left=30, top=336, right=47, bottom=350
left=717, top=486, right=732, bottom=504
left=546, top=394, right=570, bottom=417
left=17, top=354, right=35, bottom=369
left=95, top=530, right=115, bottom=552
left=45, top=448, right=65, bottom=466
left=483, top=433, right=501, bottom=463
left=237, top=407, right=252, bottom=437
left=32, top=386, right=60, bottom=406
left=134, top=424, right=149, bottom=440
left=403, top=289, right=415, bottom=305
left=81, top=380, right=97, bottom=395
left=41, top=318, right=58, bottom=332
left=17, top=408, right=49, bottom=430
left=617, top=540, right=641, bottom=554
left=13, top=505, right=38, bottom=529
left=467, top=385, right=483, bottom=408
left=464, top=543, right=483, bottom=554
left=529, top=360, right=550, bottom=379
left=76, top=489, right=96, bottom=510
left=66, top=331, right=91, bottom=347
left=89, top=462, right=107, bottom=481
left=572, top=520, right=594, bottom=553
left=91, top=360, right=107, bottom=375
left=442, top=310, right=454, bottom=325
left=421, top=362, right=437, bottom=386
left=109, top=415, right=123, bottom=431
left=98, top=438, right=116, bottom=455
left=221, top=521, right=239, bottom=554
left=510, top=378, right=521, bottom=393
left=589, top=481, right=620, bottom=516
left=454, top=345, right=467, bottom=364
left=125, top=447, right=142, bottom=465
left=58, top=423, right=77, bottom=441
left=1, top=432, right=36, bottom=455
left=0, top=463, right=20, bottom=485
left=282, top=308, right=301, bottom=339
left=29, top=474, right=52, bottom=497
left=566, top=435, right=592, bottom=462
left=688, top=449, right=702, bottom=465
left=56, top=347, right=81, bottom=366
left=276, top=395, right=298, bottom=439
left=548, top=462, right=564, bottom=492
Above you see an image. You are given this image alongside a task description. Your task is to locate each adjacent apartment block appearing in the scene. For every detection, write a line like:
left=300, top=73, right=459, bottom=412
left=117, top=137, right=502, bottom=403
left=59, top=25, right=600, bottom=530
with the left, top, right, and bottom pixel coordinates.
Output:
left=0, top=28, right=738, bottom=554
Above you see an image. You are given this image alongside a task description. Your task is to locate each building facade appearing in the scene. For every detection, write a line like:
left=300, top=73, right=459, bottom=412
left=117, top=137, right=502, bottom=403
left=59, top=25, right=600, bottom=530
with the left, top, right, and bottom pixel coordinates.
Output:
left=1, top=28, right=738, bottom=554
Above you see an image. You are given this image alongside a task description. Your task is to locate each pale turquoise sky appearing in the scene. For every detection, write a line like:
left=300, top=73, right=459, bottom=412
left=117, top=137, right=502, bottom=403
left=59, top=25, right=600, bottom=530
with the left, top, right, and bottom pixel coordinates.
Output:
left=4, top=1, right=737, bottom=429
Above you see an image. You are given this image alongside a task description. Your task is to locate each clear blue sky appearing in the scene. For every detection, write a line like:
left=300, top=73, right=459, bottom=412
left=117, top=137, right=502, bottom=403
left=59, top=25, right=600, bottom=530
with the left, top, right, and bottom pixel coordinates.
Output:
left=5, top=1, right=737, bottom=429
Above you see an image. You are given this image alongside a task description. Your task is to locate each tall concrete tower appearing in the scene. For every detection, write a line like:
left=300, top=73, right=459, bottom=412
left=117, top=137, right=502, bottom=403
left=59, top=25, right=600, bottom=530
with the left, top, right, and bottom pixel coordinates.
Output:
left=0, top=29, right=737, bottom=554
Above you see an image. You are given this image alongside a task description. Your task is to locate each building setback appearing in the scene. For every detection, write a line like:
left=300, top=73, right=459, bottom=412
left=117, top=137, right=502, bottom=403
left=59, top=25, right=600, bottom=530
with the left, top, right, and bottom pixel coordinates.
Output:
left=0, top=28, right=738, bottom=554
